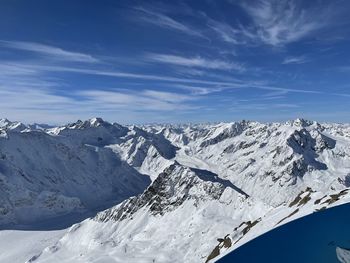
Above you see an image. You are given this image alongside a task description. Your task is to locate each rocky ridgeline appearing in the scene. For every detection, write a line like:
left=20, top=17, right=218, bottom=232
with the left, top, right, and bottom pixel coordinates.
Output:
left=95, top=162, right=244, bottom=222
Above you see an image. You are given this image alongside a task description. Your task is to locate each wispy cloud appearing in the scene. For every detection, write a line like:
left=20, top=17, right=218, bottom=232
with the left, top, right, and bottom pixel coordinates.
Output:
left=261, top=89, right=289, bottom=98
left=282, top=56, right=309, bottom=64
left=207, top=19, right=242, bottom=44
left=238, top=95, right=286, bottom=102
left=1, top=59, right=348, bottom=123
left=231, top=102, right=299, bottom=112
left=142, top=90, right=192, bottom=103
left=3, top=62, right=247, bottom=87
left=134, top=7, right=203, bottom=38
left=239, top=0, right=330, bottom=46
left=171, top=84, right=224, bottom=95
left=330, top=92, right=350, bottom=98
left=0, top=40, right=99, bottom=63
left=256, top=85, right=321, bottom=95
left=337, top=66, right=350, bottom=72
left=1, top=61, right=333, bottom=97
left=0, top=84, right=197, bottom=123
left=146, top=53, right=244, bottom=71
left=2, top=58, right=348, bottom=124
left=206, top=0, right=334, bottom=47
left=205, top=16, right=257, bottom=46
left=0, top=62, right=199, bottom=123
left=80, top=89, right=195, bottom=111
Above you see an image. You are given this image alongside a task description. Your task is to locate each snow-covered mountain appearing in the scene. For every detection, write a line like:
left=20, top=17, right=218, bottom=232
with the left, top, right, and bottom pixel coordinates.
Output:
left=0, top=117, right=350, bottom=263
left=0, top=118, right=150, bottom=225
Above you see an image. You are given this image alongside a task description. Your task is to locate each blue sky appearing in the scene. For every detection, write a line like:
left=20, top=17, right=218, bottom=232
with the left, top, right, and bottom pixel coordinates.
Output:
left=0, top=0, right=350, bottom=124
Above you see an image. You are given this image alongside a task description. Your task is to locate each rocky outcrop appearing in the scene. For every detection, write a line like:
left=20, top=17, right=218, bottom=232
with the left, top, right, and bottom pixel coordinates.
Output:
left=96, top=162, right=240, bottom=222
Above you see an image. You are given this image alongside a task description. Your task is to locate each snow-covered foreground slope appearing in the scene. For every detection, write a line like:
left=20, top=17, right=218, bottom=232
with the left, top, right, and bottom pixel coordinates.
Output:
left=218, top=202, right=350, bottom=263
left=1, top=118, right=350, bottom=263
left=0, top=229, right=65, bottom=263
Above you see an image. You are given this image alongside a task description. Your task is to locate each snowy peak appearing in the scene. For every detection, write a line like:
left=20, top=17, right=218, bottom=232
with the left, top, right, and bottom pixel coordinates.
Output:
left=0, top=119, right=150, bottom=225
left=54, top=118, right=129, bottom=147
left=283, top=128, right=334, bottom=178
left=0, top=118, right=11, bottom=127
left=287, top=128, right=336, bottom=156
left=287, top=118, right=315, bottom=127
left=65, top=117, right=113, bottom=129
left=199, top=121, right=249, bottom=147
left=96, top=162, right=247, bottom=223
left=116, top=126, right=178, bottom=168
left=89, top=117, right=105, bottom=127
left=0, top=118, right=28, bottom=132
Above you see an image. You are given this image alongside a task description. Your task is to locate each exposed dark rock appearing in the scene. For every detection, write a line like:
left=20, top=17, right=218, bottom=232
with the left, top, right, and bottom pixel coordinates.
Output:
left=95, top=163, right=238, bottom=222
left=289, top=187, right=313, bottom=207
left=276, top=209, right=299, bottom=225
left=200, top=122, right=248, bottom=148
left=321, top=189, right=349, bottom=205
left=338, top=174, right=350, bottom=188
left=285, top=129, right=330, bottom=178
left=206, top=234, right=232, bottom=263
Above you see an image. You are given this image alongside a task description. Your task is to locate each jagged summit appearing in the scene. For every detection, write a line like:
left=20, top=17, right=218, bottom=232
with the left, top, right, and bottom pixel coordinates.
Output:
left=0, top=118, right=11, bottom=127
left=89, top=117, right=105, bottom=126
left=287, top=118, right=316, bottom=127
left=96, top=162, right=247, bottom=223
left=65, top=117, right=112, bottom=129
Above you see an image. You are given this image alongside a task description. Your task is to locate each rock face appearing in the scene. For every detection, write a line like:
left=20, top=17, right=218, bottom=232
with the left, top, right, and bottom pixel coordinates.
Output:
left=1, top=118, right=350, bottom=263
left=205, top=235, right=232, bottom=263
left=96, top=162, right=241, bottom=222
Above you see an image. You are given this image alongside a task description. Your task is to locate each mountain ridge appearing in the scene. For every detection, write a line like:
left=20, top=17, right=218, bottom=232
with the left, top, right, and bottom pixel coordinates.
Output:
left=0, top=117, right=349, bottom=262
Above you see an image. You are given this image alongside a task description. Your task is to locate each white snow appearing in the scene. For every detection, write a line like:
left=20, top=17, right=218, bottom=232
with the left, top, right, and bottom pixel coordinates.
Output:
left=0, top=229, right=65, bottom=263
left=1, top=118, right=350, bottom=263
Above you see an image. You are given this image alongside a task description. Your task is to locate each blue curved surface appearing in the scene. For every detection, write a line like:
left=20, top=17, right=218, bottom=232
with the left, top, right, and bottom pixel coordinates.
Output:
left=218, top=204, right=350, bottom=263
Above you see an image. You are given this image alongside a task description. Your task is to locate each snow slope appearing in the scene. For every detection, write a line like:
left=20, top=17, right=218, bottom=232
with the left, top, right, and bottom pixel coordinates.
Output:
left=0, top=118, right=150, bottom=225
left=1, top=118, right=350, bottom=263
left=0, top=229, right=65, bottom=263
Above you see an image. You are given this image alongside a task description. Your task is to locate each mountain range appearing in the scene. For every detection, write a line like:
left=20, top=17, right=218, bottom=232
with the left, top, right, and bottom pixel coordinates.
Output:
left=0, top=117, right=349, bottom=263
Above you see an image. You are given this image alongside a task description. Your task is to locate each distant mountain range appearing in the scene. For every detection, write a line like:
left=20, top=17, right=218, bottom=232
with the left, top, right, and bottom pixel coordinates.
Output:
left=0, top=117, right=349, bottom=262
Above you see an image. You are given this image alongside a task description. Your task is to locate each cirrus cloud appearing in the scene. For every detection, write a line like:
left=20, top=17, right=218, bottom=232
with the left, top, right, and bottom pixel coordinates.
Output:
left=146, top=53, right=244, bottom=71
